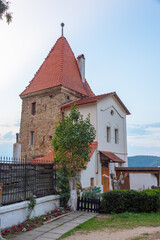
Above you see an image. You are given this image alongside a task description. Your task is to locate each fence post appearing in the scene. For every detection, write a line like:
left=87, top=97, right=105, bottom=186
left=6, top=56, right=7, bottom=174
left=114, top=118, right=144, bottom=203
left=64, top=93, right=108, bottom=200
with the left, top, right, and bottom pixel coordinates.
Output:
left=24, top=155, right=27, bottom=200
left=54, top=158, right=56, bottom=194
left=0, top=184, right=5, bottom=240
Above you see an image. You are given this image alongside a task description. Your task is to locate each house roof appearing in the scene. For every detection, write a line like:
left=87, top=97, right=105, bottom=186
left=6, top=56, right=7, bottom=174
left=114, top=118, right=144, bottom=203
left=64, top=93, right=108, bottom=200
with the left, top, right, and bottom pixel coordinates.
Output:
left=61, top=92, right=130, bottom=115
left=100, top=151, right=126, bottom=163
left=116, top=167, right=159, bottom=172
left=31, top=141, right=98, bottom=164
left=20, top=36, right=94, bottom=97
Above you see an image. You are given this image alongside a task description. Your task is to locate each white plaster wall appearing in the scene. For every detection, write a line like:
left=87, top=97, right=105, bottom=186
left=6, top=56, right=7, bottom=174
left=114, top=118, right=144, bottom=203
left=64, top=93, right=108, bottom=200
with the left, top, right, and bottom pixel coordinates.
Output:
left=13, top=143, right=21, bottom=159
left=64, top=103, right=97, bottom=140
left=130, top=173, right=157, bottom=190
left=0, top=195, right=60, bottom=229
left=80, top=151, right=103, bottom=191
left=97, top=96, right=128, bottom=166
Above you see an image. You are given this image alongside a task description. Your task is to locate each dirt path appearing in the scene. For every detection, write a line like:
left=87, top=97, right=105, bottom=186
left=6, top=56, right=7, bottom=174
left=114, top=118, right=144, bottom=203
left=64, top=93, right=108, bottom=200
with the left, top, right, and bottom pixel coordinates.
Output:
left=65, top=226, right=160, bottom=240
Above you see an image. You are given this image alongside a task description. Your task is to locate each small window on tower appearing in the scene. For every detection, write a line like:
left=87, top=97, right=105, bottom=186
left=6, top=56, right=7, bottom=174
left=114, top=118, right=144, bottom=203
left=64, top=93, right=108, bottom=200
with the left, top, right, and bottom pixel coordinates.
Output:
left=31, top=102, right=36, bottom=115
left=30, top=131, right=34, bottom=146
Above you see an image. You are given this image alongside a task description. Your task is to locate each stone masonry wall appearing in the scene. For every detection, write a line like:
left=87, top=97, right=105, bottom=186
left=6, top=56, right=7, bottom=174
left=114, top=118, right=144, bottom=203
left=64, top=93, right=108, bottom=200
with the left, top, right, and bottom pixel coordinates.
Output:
left=20, top=86, right=84, bottom=159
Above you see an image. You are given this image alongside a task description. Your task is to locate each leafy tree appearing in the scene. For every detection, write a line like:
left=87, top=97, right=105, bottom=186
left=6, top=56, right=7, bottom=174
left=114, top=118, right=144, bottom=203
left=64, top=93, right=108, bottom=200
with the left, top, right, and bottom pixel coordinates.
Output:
left=52, top=105, right=96, bottom=177
left=0, top=0, right=12, bottom=24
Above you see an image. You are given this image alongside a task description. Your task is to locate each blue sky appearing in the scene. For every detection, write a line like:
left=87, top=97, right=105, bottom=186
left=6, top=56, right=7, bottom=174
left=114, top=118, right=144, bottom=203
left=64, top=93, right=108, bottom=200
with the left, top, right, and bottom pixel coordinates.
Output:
left=0, top=0, right=160, bottom=156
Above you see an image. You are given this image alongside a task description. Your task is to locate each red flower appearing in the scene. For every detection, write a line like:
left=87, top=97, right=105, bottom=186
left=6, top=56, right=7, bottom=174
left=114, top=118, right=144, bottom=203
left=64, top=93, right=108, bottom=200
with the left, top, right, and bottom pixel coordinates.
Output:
left=45, top=216, right=49, bottom=219
left=33, top=224, right=38, bottom=228
left=28, top=226, right=32, bottom=231
left=2, top=231, right=6, bottom=236
left=35, top=221, right=39, bottom=224
left=6, top=229, right=11, bottom=232
left=12, top=226, right=18, bottom=231
left=18, top=224, right=21, bottom=227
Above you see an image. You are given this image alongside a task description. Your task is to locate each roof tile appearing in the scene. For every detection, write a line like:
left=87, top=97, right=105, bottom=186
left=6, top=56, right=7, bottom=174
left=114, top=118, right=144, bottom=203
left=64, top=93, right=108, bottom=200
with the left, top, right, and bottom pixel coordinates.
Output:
left=20, top=37, right=94, bottom=97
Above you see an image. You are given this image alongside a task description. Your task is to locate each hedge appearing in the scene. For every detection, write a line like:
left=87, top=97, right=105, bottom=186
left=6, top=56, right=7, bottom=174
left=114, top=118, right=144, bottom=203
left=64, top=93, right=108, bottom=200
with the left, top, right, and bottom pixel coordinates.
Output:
left=100, top=190, right=159, bottom=213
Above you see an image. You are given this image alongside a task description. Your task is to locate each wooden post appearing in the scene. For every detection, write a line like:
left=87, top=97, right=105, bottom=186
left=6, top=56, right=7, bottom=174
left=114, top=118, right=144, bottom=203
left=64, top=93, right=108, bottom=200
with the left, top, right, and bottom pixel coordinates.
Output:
left=0, top=184, right=2, bottom=203
left=0, top=184, right=5, bottom=240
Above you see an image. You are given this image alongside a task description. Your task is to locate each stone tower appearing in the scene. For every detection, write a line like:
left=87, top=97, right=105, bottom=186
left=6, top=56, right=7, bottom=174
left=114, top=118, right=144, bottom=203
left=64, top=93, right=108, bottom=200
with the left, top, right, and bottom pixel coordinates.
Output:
left=19, top=35, right=94, bottom=159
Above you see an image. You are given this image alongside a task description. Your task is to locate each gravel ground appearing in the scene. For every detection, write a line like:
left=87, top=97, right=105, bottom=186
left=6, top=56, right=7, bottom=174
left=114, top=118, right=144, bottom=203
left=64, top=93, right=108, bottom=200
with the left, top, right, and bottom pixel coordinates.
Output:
left=65, top=226, right=160, bottom=240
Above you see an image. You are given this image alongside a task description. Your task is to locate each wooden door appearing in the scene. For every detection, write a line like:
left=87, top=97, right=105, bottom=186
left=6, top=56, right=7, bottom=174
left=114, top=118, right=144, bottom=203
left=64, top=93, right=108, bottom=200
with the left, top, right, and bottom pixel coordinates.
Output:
left=101, top=161, right=109, bottom=192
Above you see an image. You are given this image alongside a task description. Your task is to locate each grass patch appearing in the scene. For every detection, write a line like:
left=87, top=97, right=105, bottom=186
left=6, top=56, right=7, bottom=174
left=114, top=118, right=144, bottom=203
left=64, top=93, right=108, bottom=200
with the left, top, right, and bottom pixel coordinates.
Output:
left=59, top=212, right=160, bottom=239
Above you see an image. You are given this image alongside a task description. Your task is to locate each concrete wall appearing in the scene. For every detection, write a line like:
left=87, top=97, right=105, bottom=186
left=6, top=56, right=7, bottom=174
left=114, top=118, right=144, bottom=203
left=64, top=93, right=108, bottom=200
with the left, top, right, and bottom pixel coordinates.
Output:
left=130, top=173, right=157, bottom=190
left=0, top=195, right=60, bottom=229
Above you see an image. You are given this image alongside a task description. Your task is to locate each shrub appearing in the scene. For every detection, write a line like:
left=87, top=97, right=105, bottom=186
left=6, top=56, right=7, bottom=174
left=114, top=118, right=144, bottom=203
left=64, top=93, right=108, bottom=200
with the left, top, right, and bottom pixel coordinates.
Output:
left=82, top=188, right=101, bottom=200
left=100, top=190, right=159, bottom=213
left=142, top=189, right=160, bottom=209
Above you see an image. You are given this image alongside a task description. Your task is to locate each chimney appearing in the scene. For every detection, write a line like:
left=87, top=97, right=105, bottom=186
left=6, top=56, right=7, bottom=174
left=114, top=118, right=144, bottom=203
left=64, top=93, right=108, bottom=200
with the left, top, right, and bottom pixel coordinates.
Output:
left=16, top=133, right=19, bottom=143
left=77, top=54, right=85, bottom=83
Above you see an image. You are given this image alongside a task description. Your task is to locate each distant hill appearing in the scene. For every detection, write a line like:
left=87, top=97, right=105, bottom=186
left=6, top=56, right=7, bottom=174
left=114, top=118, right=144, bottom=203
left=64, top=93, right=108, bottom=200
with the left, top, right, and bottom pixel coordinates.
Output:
left=128, top=155, right=160, bottom=167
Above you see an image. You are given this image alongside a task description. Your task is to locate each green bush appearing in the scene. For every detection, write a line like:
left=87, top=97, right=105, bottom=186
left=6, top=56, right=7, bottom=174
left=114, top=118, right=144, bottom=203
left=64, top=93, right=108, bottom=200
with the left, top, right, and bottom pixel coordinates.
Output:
left=142, top=189, right=160, bottom=209
left=82, top=188, right=101, bottom=200
left=100, top=190, right=159, bottom=213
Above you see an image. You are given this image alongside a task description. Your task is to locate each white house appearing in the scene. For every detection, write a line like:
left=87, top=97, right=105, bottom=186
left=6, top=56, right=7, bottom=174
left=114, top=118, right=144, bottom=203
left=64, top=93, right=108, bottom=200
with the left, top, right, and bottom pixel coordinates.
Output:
left=62, top=92, right=130, bottom=192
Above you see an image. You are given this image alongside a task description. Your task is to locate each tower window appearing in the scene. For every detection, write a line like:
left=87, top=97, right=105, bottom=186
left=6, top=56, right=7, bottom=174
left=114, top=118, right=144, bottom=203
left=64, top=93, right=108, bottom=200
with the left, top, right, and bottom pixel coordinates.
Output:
left=31, top=102, right=36, bottom=115
left=106, top=126, right=111, bottom=143
left=30, top=131, right=34, bottom=146
left=115, top=129, right=119, bottom=144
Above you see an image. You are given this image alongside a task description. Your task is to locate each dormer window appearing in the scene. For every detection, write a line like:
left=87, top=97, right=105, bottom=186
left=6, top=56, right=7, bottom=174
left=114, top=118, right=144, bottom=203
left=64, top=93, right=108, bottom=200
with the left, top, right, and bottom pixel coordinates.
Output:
left=31, top=102, right=36, bottom=115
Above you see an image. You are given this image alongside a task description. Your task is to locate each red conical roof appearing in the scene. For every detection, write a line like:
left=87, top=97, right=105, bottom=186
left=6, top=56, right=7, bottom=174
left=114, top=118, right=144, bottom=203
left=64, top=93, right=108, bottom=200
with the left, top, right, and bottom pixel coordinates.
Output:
left=20, top=36, right=94, bottom=97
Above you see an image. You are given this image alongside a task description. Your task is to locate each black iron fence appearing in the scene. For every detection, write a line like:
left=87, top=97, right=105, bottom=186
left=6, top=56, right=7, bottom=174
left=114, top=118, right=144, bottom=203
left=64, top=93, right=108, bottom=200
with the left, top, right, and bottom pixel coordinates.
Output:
left=77, top=197, right=100, bottom=213
left=0, top=157, right=56, bottom=206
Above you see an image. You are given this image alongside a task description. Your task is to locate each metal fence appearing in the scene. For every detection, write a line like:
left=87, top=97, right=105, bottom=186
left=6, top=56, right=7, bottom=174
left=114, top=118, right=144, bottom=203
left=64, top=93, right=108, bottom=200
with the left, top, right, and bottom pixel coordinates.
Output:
left=77, top=197, right=101, bottom=213
left=0, top=157, right=56, bottom=206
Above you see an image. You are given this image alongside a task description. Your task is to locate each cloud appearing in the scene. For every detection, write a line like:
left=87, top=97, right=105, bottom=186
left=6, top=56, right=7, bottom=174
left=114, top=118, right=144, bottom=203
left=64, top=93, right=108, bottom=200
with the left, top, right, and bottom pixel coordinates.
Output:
left=127, top=123, right=160, bottom=156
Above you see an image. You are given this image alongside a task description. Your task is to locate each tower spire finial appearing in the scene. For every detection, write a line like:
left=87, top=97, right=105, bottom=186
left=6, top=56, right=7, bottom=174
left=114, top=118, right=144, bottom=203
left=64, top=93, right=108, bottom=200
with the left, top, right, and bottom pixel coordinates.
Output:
left=61, top=23, right=65, bottom=36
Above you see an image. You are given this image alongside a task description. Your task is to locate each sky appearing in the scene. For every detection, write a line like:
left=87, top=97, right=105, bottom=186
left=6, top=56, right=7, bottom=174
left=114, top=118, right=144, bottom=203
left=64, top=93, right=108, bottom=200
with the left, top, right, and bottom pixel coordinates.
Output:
left=0, top=0, right=160, bottom=157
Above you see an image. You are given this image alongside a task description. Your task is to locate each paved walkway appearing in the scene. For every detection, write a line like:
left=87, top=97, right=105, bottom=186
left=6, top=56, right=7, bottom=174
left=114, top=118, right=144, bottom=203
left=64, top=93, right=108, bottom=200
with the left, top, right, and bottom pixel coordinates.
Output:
left=11, top=211, right=98, bottom=240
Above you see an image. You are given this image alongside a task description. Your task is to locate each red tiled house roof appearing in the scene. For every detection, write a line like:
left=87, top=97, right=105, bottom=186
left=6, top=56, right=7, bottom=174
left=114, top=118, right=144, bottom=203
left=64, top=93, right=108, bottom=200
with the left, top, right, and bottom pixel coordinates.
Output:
left=31, top=141, right=98, bottom=164
left=20, top=36, right=94, bottom=97
left=100, top=151, right=125, bottom=163
left=62, top=92, right=130, bottom=115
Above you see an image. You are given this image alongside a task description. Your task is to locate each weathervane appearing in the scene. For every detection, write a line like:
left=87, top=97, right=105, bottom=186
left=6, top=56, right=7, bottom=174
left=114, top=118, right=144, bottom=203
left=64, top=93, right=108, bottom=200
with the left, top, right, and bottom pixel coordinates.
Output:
left=61, top=23, right=65, bottom=36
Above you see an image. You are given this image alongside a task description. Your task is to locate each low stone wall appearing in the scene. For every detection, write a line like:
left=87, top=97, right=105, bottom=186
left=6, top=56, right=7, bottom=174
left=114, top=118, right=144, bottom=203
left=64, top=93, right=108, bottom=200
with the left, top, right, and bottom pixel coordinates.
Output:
left=0, top=195, right=60, bottom=229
